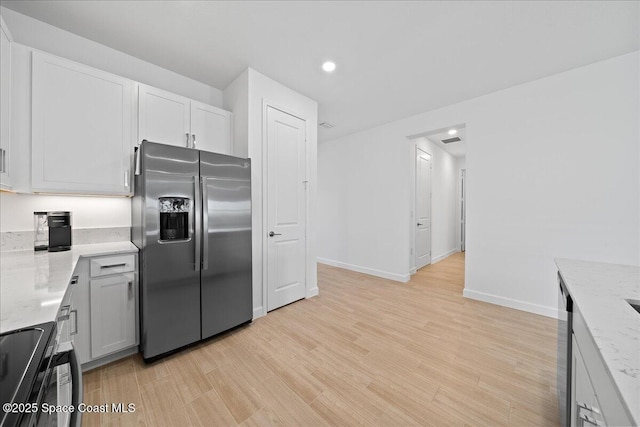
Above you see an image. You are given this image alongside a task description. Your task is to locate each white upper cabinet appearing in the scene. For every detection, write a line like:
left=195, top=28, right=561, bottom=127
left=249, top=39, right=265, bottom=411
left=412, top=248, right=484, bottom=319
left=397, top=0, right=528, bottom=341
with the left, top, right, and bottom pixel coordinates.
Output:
left=0, top=17, right=12, bottom=190
left=190, top=100, right=232, bottom=154
left=138, top=84, right=190, bottom=148
left=138, top=84, right=232, bottom=154
left=32, top=52, right=134, bottom=195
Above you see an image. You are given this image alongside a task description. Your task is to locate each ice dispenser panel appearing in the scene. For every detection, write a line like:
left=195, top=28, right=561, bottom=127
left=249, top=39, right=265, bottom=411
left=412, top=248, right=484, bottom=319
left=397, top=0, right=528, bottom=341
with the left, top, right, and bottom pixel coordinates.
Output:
left=159, top=197, right=190, bottom=241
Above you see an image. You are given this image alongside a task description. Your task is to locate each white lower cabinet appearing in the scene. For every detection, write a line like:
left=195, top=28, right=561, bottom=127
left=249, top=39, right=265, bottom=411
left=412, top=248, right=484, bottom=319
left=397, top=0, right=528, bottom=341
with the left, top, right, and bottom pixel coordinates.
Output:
left=571, top=306, right=634, bottom=426
left=571, top=339, right=605, bottom=427
left=90, top=272, right=137, bottom=359
left=71, top=253, right=138, bottom=368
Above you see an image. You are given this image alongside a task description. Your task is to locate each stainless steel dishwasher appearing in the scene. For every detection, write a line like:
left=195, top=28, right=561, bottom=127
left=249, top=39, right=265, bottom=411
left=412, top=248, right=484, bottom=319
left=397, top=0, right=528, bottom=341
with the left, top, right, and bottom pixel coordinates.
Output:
left=557, top=272, right=573, bottom=427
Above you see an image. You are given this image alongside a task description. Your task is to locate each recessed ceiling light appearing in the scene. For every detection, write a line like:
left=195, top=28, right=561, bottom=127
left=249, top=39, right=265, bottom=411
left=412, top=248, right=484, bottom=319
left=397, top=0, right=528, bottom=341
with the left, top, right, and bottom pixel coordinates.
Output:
left=448, top=129, right=458, bottom=135
left=322, top=61, right=336, bottom=73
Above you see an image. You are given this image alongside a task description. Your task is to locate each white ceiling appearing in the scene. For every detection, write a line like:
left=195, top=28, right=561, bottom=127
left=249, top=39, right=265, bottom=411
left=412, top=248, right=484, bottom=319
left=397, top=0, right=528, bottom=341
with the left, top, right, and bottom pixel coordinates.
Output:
left=426, top=127, right=467, bottom=158
left=2, top=1, right=638, bottom=142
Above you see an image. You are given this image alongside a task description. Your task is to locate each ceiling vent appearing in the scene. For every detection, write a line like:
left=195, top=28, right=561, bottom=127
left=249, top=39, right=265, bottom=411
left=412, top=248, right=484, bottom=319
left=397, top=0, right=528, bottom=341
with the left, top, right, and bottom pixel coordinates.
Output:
left=319, top=122, right=335, bottom=129
left=441, top=137, right=461, bottom=144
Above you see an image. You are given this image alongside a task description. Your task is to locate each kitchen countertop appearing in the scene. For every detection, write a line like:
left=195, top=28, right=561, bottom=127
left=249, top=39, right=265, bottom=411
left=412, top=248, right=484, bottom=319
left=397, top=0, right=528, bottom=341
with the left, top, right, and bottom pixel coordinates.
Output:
left=0, top=242, right=138, bottom=334
left=555, top=258, right=639, bottom=424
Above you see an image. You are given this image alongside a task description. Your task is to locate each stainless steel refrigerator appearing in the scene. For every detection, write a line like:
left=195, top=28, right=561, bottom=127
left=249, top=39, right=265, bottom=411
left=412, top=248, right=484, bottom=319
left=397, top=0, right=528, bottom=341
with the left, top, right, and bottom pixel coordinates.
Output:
left=132, top=141, right=252, bottom=360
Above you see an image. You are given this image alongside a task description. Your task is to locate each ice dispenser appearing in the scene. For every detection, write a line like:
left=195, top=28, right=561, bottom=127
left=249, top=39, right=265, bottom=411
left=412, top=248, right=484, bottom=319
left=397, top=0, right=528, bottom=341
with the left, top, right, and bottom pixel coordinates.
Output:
left=159, top=197, right=190, bottom=241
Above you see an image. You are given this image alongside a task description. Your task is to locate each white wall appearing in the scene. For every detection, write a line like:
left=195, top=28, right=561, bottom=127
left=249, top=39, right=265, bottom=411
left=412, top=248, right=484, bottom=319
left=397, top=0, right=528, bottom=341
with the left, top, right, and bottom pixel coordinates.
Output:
left=225, top=68, right=318, bottom=318
left=457, top=157, right=466, bottom=170
left=223, top=70, right=249, bottom=158
left=0, top=192, right=131, bottom=231
left=317, top=133, right=459, bottom=281
left=317, top=51, right=639, bottom=318
left=0, top=7, right=222, bottom=106
left=317, top=125, right=410, bottom=281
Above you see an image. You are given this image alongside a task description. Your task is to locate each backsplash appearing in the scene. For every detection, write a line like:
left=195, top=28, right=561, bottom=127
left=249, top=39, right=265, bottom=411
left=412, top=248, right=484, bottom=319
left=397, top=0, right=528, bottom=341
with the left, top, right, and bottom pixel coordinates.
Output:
left=1, top=227, right=131, bottom=251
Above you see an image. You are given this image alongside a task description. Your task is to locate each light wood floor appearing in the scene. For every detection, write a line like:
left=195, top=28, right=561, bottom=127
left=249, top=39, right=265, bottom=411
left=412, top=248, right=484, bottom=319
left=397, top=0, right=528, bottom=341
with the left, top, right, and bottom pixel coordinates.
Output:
left=83, top=252, right=559, bottom=426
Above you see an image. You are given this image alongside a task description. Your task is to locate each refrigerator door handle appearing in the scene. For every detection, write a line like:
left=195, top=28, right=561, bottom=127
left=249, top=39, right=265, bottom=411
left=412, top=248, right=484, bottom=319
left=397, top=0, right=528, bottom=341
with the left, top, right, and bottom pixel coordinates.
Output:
left=194, top=176, right=201, bottom=271
left=201, top=177, right=209, bottom=271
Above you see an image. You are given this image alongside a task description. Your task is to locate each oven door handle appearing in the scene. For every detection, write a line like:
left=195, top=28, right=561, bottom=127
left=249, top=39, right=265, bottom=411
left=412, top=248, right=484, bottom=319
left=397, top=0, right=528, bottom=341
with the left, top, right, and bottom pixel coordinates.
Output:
left=52, top=341, right=83, bottom=427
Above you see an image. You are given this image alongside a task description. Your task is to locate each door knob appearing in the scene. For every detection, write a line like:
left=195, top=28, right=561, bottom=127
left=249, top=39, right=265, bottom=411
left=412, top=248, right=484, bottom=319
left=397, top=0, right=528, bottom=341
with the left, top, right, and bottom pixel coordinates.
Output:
left=269, top=231, right=282, bottom=237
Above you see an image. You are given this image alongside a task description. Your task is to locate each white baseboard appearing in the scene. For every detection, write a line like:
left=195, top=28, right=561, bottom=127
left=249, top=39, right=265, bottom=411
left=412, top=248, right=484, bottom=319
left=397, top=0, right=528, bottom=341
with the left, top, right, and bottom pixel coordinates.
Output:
left=463, top=289, right=559, bottom=319
left=317, top=257, right=410, bottom=283
left=432, top=248, right=459, bottom=264
left=306, top=287, right=319, bottom=298
left=252, top=306, right=265, bottom=320
left=409, top=267, right=417, bottom=275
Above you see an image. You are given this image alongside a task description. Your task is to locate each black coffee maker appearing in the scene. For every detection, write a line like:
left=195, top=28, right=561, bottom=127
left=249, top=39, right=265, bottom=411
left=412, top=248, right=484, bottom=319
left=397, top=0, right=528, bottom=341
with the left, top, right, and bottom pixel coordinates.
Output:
left=47, top=211, right=72, bottom=252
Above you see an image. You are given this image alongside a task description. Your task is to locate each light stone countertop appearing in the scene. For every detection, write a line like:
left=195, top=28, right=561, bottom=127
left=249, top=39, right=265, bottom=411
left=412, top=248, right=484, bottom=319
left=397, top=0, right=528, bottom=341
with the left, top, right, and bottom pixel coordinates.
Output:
left=555, top=258, right=639, bottom=425
left=0, top=242, right=138, bottom=334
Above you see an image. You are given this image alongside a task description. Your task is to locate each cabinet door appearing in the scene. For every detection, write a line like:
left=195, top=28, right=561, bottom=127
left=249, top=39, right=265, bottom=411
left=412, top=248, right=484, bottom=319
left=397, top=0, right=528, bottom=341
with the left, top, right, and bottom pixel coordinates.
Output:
left=572, top=339, right=605, bottom=427
left=138, top=84, right=190, bottom=148
left=90, top=272, right=136, bottom=359
left=190, top=100, right=232, bottom=154
left=32, top=52, right=134, bottom=195
left=0, top=18, right=12, bottom=189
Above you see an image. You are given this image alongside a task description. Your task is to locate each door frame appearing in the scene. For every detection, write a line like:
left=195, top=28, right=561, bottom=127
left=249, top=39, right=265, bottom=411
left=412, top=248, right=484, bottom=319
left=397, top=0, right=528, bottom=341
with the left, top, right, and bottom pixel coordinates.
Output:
left=459, top=168, right=466, bottom=251
left=261, top=100, right=309, bottom=315
left=414, top=146, right=432, bottom=270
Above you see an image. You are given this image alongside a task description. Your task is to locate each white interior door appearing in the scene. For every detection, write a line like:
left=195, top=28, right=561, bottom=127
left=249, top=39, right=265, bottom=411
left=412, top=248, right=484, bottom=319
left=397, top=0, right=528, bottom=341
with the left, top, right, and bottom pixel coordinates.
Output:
left=138, top=84, right=190, bottom=147
left=266, top=106, right=306, bottom=311
left=415, top=148, right=432, bottom=269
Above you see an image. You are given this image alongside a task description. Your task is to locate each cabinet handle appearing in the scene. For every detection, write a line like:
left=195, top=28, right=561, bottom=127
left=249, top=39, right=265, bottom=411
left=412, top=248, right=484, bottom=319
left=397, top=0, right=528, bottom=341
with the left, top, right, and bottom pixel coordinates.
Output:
left=0, top=148, right=5, bottom=173
left=186, top=133, right=190, bottom=148
left=192, top=134, right=196, bottom=148
left=128, top=281, right=133, bottom=300
left=134, top=146, right=141, bottom=176
left=100, top=263, right=126, bottom=269
left=70, top=276, right=78, bottom=285
left=70, top=309, right=78, bottom=335
left=124, top=170, right=129, bottom=188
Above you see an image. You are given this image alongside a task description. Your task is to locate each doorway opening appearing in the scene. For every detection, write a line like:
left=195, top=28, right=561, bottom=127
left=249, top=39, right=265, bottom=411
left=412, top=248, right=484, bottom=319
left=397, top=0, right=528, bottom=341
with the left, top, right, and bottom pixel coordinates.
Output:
left=408, top=124, right=466, bottom=276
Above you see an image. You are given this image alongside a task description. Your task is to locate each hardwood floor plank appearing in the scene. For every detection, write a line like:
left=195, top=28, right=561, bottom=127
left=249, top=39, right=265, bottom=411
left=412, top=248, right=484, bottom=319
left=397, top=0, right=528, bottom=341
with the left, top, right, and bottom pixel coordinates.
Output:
left=185, top=389, right=237, bottom=427
left=308, top=390, right=372, bottom=426
left=164, top=350, right=214, bottom=405
left=206, top=363, right=265, bottom=424
left=139, top=377, right=188, bottom=427
left=83, top=252, right=559, bottom=426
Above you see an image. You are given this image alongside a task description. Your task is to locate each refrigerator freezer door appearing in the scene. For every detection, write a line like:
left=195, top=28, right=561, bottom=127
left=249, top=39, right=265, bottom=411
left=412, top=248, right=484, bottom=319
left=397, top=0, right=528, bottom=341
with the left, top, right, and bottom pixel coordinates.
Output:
left=139, top=142, right=201, bottom=359
left=200, top=151, right=252, bottom=339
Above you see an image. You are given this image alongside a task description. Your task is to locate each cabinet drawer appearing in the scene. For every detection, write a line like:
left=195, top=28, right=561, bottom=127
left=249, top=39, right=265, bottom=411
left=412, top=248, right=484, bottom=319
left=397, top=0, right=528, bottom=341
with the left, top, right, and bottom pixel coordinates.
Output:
left=90, top=254, right=135, bottom=277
